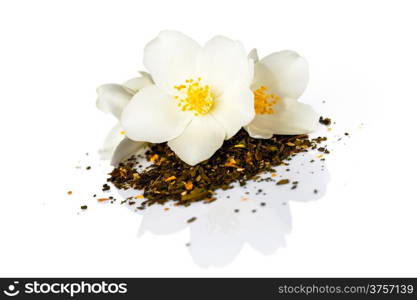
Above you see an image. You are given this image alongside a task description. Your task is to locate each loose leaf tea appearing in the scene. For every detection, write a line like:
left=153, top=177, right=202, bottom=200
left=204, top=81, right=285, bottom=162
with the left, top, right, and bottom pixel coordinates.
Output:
left=319, top=116, right=332, bottom=126
left=107, top=129, right=327, bottom=208
left=276, top=179, right=290, bottom=185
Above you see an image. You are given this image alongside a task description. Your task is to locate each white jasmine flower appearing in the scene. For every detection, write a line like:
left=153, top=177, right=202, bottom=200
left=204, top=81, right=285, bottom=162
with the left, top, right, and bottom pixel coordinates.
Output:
left=245, top=49, right=318, bottom=139
left=96, top=72, right=152, bottom=164
left=120, top=30, right=254, bottom=166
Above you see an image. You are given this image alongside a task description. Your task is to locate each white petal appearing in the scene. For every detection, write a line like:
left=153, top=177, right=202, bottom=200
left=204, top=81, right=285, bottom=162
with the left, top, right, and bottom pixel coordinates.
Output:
left=197, top=36, right=252, bottom=93
left=253, top=50, right=308, bottom=99
left=210, top=83, right=254, bottom=139
left=121, top=85, right=192, bottom=143
left=99, top=122, right=126, bottom=160
left=168, top=115, right=225, bottom=166
left=244, top=124, right=273, bottom=139
left=246, top=98, right=319, bottom=135
left=248, top=48, right=259, bottom=63
left=111, top=138, right=146, bottom=166
left=139, top=71, right=154, bottom=82
left=144, top=30, right=201, bottom=93
left=96, top=84, right=132, bottom=119
left=123, top=74, right=153, bottom=94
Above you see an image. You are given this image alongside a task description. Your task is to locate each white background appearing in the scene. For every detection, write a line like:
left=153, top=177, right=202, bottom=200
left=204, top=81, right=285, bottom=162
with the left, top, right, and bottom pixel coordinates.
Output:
left=0, top=0, right=416, bottom=276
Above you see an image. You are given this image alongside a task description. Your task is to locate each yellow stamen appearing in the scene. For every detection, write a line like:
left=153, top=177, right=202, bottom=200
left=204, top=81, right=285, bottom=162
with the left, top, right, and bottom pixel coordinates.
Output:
left=174, top=78, right=215, bottom=116
left=253, top=86, right=280, bottom=115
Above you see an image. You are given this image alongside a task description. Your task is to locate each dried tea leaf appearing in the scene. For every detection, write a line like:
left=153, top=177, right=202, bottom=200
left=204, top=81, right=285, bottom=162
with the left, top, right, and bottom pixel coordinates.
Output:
left=107, top=129, right=328, bottom=208
left=276, top=179, right=290, bottom=185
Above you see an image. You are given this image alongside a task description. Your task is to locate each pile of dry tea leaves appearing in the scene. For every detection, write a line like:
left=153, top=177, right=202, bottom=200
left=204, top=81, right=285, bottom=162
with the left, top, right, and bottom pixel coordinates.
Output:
left=107, top=129, right=328, bottom=208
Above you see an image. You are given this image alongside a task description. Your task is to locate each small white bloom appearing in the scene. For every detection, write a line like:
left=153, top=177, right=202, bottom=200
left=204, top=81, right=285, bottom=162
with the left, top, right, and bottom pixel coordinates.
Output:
left=245, top=49, right=319, bottom=139
left=120, top=30, right=254, bottom=166
left=96, top=73, right=152, bottom=164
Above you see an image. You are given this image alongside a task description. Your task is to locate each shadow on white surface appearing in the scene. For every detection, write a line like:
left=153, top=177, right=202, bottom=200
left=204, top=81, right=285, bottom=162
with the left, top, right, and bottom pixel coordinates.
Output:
left=117, top=152, right=330, bottom=267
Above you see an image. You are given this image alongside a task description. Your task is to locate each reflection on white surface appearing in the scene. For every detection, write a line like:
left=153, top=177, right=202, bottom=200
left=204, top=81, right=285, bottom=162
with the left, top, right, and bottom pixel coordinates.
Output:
left=118, top=152, right=330, bottom=267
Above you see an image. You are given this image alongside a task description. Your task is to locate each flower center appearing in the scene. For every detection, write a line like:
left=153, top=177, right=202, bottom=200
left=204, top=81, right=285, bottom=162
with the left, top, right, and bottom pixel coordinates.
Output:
left=253, top=86, right=280, bottom=115
left=174, top=78, right=215, bottom=116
